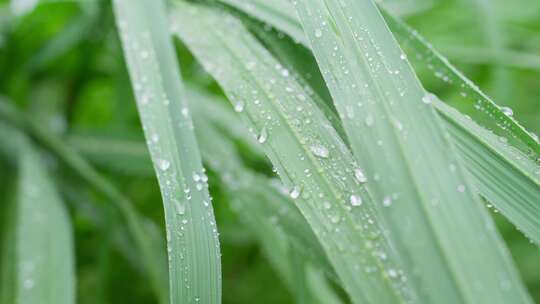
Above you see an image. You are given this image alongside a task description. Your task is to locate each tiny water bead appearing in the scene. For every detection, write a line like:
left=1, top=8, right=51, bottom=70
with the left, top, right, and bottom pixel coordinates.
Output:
left=234, top=101, right=245, bottom=112
left=422, top=92, right=437, bottom=104
left=350, top=194, right=362, bottom=206
left=354, top=168, right=368, bottom=183
left=158, top=159, right=171, bottom=171
left=314, top=28, right=323, bottom=38
left=365, top=114, right=375, bottom=127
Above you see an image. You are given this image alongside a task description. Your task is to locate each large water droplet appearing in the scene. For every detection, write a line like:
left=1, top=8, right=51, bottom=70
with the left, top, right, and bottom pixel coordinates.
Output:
left=289, top=186, right=302, bottom=199
left=310, top=144, right=329, bottom=158
left=354, top=168, right=368, bottom=183
left=175, top=199, right=185, bottom=215
left=257, top=127, right=268, bottom=144
left=501, top=106, right=513, bottom=116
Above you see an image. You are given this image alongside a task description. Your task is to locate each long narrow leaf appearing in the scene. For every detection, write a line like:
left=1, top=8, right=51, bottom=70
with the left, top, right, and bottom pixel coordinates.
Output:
left=218, top=0, right=540, bottom=247
left=0, top=124, right=74, bottom=304
left=0, top=99, right=168, bottom=303
left=171, top=2, right=414, bottom=302
left=113, top=0, right=221, bottom=303
left=292, top=0, right=531, bottom=303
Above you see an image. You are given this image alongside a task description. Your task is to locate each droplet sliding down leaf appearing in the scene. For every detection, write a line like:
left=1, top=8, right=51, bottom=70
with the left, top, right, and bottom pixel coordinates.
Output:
left=171, top=2, right=415, bottom=303
left=113, top=0, right=221, bottom=303
left=292, top=0, right=531, bottom=303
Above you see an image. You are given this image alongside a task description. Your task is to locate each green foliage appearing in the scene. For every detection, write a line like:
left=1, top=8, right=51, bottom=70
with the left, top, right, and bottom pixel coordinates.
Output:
left=0, top=0, right=539, bottom=303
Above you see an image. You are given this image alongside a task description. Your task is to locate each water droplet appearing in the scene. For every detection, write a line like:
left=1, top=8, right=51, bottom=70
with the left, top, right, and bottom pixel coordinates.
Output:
left=350, top=194, right=362, bottom=206
left=181, top=107, right=189, bottom=117
left=422, top=93, right=436, bottom=104
left=257, top=127, right=268, bottom=143
left=354, top=168, right=368, bottom=183
left=234, top=101, right=245, bottom=112
left=310, top=144, right=329, bottom=158
left=23, top=279, right=34, bottom=289
left=387, top=268, right=398, bottom=278
left=158, top=159, right=171, bottom=171
left=383, top=196, right=392, bottom=207
left=501, top=106, right=513, bottom=116
left=314, top=29, right=322, bottom=38
left=175, top=200, right=185, bottom=215
left=365, top=114, right=375, bottom=127
left=289, top=186, right=302, bottom=199
left=457, top=184, right=466, bottom=193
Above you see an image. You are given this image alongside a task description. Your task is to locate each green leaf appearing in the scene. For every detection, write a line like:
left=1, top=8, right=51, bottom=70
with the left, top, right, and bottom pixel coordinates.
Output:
left=66, top=87, right=343, bottom=303
left=0, top=99, right=168, bottom=304
left=113, top=0, right=221, bottom=303
left=171, top=2, right=414, bottom=302
left=434, top=101, right=540, bottom=243
left=218, top=0, right=540, bottom=245
left=292, top=0, right=530, bottom=303
left=219, top=0, right=540, bottom=158
left=0, top=124, right=75, bottom=304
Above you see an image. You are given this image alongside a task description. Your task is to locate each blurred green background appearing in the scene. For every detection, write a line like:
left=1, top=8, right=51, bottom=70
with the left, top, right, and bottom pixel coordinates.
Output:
left=0, top=0, right=539, bottom=303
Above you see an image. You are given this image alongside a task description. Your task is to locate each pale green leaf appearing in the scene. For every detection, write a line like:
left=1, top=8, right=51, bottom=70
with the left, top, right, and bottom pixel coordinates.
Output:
left=171, top=2, right=414, bottom=302
left=113, top=0, right=221, bottom=303
left=219, top=0, right=540, bottom=245
left=0, top=124, right=75, bottom=304
left=292, top=0, right=531, bottom=303
left=0, top=98, right=168, bottom=304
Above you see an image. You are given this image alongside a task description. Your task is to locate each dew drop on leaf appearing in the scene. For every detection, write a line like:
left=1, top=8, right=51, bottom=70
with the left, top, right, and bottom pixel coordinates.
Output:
left=289, top=186, right=302, bottom=199
left=234, top=101, right=245, bottom=112
left=158, top=159, right=171, bottom=171
left=257, top=127, right=268, bottom=144
left=501, top=106, right=513, bottom=116
left=310, top=144, right=329, bottom=158
left=350, top=194, right=362, bottom=206
left=354, top=168, right=368, bottom=183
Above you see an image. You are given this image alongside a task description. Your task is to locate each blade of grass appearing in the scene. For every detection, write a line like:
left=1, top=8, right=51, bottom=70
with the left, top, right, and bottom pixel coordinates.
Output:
left=434, top=101, right=540, bottom=243
left=0, top=123, right=75, bottom=304
left=292, top=0, right=531, bottom=303
left=171, top=2, right=415, bottom=303
left=192, top=117, right=334, bottom=304
left=218, top=0, right=540, bottom=157
left=66, top=86, right=343, bottom=303
left=112, top=0, right=221, bottom=303
left=0, top=99, right=169, bottom=304
left=218, top=0, right=540, bottom=248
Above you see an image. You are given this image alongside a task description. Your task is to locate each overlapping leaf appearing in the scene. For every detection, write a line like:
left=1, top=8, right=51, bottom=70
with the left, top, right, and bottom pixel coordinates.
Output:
left=113, top=0, right=221, bottom=303
left=171, top=2, right=414, bottom=302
